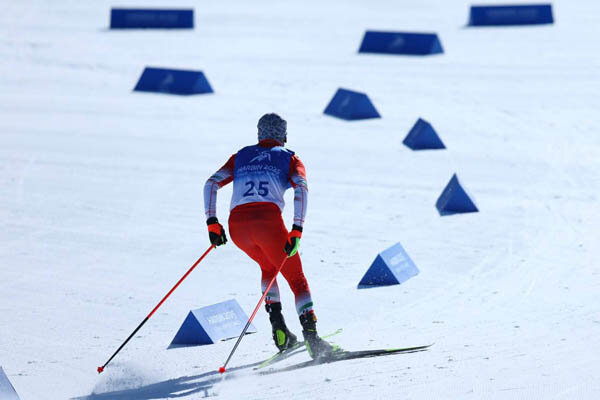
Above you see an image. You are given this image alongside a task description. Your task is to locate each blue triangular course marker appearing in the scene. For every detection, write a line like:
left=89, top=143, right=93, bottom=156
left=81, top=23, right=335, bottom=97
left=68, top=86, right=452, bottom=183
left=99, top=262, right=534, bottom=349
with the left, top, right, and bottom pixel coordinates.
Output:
left=403, top=118, right=446, bottom=150
left=169, top=299, right=256, bottom=347
left=0, top=367, right=20, bottom=400
left=358, top=243, right=419, bottom=289
left=134, top=67, right=213, bottom=96
left=358, top=31, right=444, bottom=56
left=468, top=4, right=554, bottom=26
left=436, top=174, right=478, bottom=216
left=170, top=311, right=212, bottom=346
left=323, top=88, right=381, bottom=121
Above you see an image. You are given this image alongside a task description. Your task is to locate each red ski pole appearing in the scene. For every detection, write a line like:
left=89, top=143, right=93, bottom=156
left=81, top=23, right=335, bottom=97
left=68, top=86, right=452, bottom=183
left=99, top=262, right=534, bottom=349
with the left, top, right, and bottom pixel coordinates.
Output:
left=218, top=256, right=288, bottom=374
left=97, top=245, right=216, bottom=373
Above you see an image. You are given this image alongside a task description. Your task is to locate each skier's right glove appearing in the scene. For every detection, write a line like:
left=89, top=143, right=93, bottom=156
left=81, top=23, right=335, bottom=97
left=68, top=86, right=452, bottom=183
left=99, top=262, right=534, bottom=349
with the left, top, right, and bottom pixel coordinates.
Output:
left=207, top=217, right=227, bottom=247
left=284, top=225, right=302, bottom=257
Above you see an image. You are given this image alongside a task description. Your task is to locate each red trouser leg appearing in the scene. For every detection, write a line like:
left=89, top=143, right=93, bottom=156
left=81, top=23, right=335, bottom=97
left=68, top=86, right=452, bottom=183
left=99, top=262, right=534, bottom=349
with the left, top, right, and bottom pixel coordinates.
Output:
left=229, top=204, right=313, bottom=316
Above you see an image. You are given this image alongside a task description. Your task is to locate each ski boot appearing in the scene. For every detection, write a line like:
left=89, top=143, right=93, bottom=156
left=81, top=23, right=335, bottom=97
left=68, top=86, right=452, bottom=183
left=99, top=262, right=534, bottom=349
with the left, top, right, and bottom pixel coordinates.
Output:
left=266, top=302, right=298, bottom=352
left=300, top=311, right=336, bottom=361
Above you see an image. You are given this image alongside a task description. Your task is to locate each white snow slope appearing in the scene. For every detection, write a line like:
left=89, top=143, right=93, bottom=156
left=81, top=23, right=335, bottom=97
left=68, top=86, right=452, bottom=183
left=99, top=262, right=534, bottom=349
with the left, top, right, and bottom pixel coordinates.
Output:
left=1, top=0, right=599, bottom=399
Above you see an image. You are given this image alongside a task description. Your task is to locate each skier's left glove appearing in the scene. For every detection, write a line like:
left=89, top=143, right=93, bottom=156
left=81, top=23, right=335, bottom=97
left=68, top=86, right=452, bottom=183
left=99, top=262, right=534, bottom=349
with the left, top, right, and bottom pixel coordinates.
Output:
left=284, top=225, right=302, bottom=257
left=207, top=217, right=227, bottom=247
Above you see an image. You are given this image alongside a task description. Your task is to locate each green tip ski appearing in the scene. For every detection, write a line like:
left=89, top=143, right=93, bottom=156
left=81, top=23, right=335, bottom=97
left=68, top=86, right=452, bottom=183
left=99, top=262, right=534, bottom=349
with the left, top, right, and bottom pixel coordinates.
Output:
left=255, top=328, right=343, bottom=370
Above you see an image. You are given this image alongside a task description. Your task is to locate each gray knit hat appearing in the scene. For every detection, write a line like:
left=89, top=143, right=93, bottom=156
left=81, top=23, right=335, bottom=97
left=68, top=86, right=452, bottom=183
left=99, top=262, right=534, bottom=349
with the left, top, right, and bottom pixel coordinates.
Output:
left=257, top=113, right=287, bottom=144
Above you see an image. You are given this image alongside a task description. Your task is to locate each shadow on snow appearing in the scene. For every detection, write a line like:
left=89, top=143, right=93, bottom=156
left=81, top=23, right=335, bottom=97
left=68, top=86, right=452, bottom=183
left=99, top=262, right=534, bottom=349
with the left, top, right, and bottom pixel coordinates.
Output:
left=73, top=361, right=261, bottom=400
left=74, top=347, right=431, bottom=398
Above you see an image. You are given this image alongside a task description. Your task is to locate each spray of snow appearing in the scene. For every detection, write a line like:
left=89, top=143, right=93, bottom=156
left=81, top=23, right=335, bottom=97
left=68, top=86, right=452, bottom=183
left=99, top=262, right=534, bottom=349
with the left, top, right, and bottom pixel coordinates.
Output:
left=91, top=362, right=161, bottom=395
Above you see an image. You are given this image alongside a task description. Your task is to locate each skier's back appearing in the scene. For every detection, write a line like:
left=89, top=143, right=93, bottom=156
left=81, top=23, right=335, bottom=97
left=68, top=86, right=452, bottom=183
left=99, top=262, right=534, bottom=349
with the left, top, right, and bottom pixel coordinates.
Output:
left=203, top=113, right=333, bottom=359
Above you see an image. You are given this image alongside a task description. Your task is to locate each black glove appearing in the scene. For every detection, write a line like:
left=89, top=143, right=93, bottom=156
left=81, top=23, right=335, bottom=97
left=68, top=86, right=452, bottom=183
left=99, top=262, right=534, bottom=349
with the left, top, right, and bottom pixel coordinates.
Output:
left=284, top=224, right=303, bottom=257
left=207, top=217, right=227, bottom=246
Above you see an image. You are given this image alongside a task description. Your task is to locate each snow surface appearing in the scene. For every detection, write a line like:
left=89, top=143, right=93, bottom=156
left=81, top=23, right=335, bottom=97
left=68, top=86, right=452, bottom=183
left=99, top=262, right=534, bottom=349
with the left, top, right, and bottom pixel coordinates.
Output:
left=1, top=0, right=600, bottom=399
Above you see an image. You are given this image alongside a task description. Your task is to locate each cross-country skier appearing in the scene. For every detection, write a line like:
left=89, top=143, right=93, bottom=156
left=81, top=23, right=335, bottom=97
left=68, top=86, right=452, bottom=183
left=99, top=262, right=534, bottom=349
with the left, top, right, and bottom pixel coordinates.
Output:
left=203, top=113, right=334, bottom=359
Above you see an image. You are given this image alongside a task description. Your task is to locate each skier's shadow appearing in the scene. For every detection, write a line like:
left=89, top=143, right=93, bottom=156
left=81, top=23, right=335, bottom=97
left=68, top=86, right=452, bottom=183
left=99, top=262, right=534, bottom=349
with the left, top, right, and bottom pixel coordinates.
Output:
left=72, top=361, right=261, bottom=400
